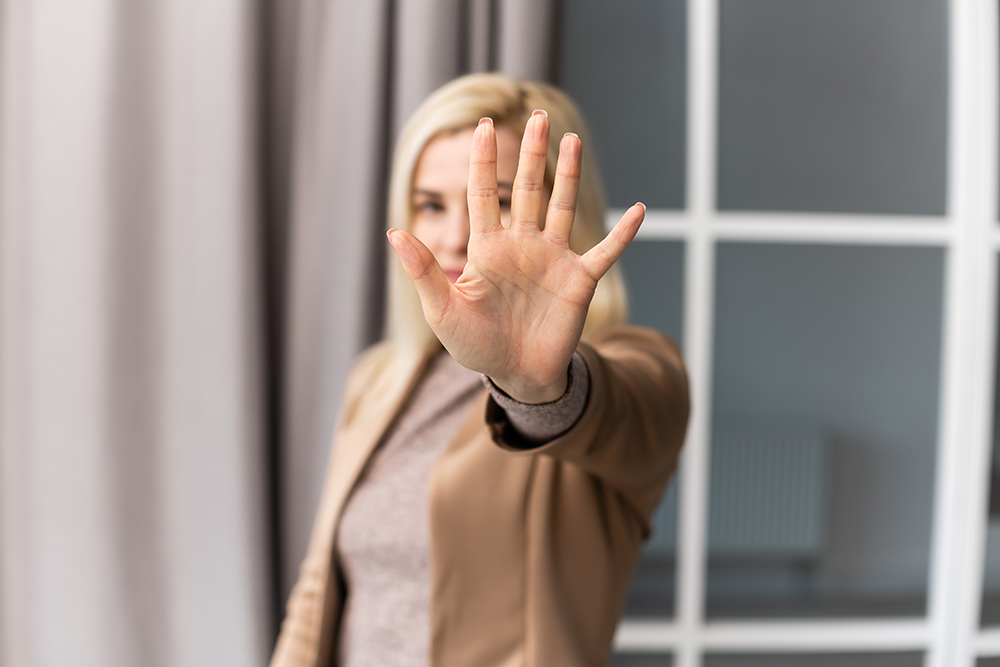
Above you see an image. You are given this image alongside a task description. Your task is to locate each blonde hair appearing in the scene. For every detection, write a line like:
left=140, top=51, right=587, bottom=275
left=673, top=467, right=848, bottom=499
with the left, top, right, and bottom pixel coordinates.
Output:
left=385, top=73, right=628, bottom=357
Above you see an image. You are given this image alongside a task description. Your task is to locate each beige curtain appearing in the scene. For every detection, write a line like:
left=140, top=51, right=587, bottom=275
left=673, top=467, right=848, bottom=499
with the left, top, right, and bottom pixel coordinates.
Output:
left=0, top=0, right=554, bottom=665
left=0, top=0, right=270, bottom=666
left=280, top=0, right=557, bottom=598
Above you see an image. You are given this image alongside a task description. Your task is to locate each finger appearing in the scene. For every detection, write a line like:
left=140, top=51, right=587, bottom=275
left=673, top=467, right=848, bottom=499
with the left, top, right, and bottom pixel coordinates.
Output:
left=468, top=118, right=502, bottom=235
left=387, top=229, right=453, bottom=324
left=543, top=132, right=582, bottom=243
left=580, top=203, right=646, bottom=280
left=510, top=109, right=550, bottom=232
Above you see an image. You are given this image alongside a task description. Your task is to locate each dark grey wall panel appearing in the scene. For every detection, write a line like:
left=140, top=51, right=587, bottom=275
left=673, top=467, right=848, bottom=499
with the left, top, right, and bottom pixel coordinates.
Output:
left=717, top=0, right=948, bottom=216
left=558, top=0, right=687, bottom=209
left=710, top=243, right=944, bottom=618
left=618, top=240, right=685, bottom=347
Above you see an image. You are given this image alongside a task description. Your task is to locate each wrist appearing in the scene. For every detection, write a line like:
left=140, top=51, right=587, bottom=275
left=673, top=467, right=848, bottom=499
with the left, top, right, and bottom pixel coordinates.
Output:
left=490, top=368, right=569, bottom=404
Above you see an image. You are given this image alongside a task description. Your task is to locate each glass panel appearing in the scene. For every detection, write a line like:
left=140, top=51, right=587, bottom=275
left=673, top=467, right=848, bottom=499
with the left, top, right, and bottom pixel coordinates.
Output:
left=705, top=653, right=924, bottom=667
left=708, top=243, right=945, bottom=619
left=618, top=240, right=685, bottom=346
left=716, top=0, right=948, bottom=215
left=624, top=478, right=679, bottom=616
left=611, top=653, right=674, bottom=667
left=985, top=513, right=1000, bottom=623
left=981, top=264, right=1000, bottom=626
left=618, top=239, right=685, bottom=617
left=558, top=0, right=686, bottom=209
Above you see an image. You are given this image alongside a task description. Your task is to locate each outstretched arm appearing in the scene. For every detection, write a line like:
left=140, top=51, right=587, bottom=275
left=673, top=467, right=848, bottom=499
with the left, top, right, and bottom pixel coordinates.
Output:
left=387, top=110, right=645, bottom=403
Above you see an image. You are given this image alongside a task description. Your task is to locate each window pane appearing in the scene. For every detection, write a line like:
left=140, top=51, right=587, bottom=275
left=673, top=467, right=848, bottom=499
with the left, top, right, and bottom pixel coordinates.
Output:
left=618, top=239, right=685, bottom=617
left=611, top=653, right=674, bottom=667
left=624, top=478, right=679, bottom=617
left=981, top=263, right=1000, bottom=626
left=709, top=244, right=945, bottom=618
left=558, top=0, right=686, bottom=209
left=717, top=0, right=948, bottom=215
left=619, top=240, right=685, bottom=346
left=705, top=653, right=924, bottom=667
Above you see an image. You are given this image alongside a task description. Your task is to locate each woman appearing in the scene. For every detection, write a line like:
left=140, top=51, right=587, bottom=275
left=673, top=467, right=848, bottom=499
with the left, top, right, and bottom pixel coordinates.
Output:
left=271, top=74, right=689, bottom=667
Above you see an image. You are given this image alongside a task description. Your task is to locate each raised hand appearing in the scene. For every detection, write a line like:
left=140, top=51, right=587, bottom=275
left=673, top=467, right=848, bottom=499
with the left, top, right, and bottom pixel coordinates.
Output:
left=387, top=111, right=645, bottom=404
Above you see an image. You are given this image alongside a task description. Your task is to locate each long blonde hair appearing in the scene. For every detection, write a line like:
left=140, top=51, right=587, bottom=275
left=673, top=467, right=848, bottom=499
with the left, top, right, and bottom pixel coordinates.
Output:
left=385, top=73, right=628, bottom=358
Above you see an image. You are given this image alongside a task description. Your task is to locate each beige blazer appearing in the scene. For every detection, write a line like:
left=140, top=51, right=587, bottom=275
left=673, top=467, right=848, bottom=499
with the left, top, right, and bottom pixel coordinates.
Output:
left=270, top=325, right=690, bottom=667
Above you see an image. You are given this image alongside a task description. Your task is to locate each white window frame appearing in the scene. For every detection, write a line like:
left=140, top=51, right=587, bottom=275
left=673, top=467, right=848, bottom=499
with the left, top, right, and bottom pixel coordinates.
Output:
left=610, top=1, right=1000, bottom=665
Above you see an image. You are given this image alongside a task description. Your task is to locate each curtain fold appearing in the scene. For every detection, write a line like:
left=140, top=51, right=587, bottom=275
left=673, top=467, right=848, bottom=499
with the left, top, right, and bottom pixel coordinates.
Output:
left=0, top=1, right=269, bottom=665
left=278, top=0, right=556, bottom=597
left=0, top=0, right=557, bottom=664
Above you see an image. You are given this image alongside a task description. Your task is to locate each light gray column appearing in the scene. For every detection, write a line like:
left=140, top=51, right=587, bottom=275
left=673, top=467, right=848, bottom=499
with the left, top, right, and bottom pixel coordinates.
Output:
left=281, top=0, right=394, bottom=597
left=394, top=0, right=465, bottom=133
left=0, top=0, right=271, bottom=665
left=498, top=0, right=557, bottom=81
left=157, top=0, right=270, bottom=664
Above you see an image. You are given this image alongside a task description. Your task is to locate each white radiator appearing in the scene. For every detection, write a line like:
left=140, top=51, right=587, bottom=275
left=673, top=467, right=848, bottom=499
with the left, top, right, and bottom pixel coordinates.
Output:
left=644, top=424, right=828, bottom=560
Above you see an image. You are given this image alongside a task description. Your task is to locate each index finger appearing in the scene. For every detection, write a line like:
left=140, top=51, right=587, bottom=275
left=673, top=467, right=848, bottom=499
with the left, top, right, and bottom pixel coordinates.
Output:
left=468, top=118, right=502, bottom=234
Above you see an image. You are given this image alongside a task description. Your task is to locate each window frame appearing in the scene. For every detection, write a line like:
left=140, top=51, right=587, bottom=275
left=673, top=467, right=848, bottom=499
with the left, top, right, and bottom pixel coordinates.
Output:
left=609, top=1, right=1000, bottom=665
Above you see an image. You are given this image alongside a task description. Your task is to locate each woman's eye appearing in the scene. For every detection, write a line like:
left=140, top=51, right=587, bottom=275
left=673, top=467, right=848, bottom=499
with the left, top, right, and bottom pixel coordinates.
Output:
left=416, top=201, right=445, bottom=214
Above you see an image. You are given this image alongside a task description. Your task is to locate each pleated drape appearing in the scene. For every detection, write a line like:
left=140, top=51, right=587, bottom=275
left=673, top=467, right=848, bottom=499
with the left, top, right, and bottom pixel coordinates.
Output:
left=0, top=1, right=270, bottom=665
left=0, top=0, right=555, bottom=665
left=279, top=0, right=557, bottom=599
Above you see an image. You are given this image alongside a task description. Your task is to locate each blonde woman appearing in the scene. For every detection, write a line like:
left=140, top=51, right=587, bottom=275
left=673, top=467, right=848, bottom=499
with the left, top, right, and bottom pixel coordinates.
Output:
left=271, top=74, right=689, bottom=667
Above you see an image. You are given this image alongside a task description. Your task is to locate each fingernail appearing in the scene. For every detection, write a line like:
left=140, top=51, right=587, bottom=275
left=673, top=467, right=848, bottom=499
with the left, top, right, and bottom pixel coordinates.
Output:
left=532, top=109, right=548, bottom=118
left=564, top=132, right=579, bottom=139
left=479, top=117, right=494, bottom=126
left=386, top=229, right=397, bottom=246
left=635, top=202, right=646, bottom=212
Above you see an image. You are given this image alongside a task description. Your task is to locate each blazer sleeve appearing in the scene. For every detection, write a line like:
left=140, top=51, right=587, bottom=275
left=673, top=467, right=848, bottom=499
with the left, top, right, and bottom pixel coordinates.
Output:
left=484, top=324, right=690, bottom=522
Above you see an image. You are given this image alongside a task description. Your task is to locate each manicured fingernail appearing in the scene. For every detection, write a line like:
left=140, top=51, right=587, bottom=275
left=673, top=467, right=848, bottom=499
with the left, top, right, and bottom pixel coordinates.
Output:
left=479, top=117, right=493, bottom=126
left=635, top=202, right=646, bottom=212
left=386, top=229, right=397, bottom=246
left=532, top=109, right=548, bottom=117
left=564, top=132, right=579, bottom=139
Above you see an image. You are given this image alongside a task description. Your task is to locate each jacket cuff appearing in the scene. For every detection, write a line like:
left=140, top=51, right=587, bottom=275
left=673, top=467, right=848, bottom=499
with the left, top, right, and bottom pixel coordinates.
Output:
left=482, top=352, right=590, bottom=447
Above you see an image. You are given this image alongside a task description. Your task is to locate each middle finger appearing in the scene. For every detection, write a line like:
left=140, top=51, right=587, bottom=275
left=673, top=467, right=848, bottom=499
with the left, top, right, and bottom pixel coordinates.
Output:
left=510, top=110, right=550, bottom=232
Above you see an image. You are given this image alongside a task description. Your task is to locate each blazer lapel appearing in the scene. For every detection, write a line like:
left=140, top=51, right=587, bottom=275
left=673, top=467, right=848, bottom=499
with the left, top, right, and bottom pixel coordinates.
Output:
left=318, top=348, right=435, bottom=549
left=308, top=345, right=439, bottom=667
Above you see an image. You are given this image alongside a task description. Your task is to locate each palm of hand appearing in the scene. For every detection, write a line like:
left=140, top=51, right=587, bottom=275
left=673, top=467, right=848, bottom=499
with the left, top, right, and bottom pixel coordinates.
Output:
left=389, top=112, right=645, bottom=403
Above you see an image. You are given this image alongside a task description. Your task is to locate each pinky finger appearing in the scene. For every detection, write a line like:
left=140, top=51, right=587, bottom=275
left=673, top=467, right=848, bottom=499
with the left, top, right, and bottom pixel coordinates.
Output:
left=580, top=203, right=646, bottom=280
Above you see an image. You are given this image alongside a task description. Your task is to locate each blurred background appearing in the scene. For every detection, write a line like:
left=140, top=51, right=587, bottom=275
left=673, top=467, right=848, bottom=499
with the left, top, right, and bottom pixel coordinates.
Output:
left=0, top=0, right=997, bottom=666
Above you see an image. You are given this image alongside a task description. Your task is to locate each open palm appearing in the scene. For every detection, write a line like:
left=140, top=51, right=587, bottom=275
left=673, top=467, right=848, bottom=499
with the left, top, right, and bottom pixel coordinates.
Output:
left=388, top=111, right=645, bottom=403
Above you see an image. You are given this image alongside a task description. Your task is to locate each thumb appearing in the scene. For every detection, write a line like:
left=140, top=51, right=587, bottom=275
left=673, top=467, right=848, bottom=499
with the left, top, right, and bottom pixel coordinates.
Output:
left=387, top=229, right=452, bottom=325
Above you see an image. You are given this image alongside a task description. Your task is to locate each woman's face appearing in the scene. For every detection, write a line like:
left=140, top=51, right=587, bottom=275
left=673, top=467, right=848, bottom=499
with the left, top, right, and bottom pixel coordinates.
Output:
left=410, top=125, right=531, bottom=283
